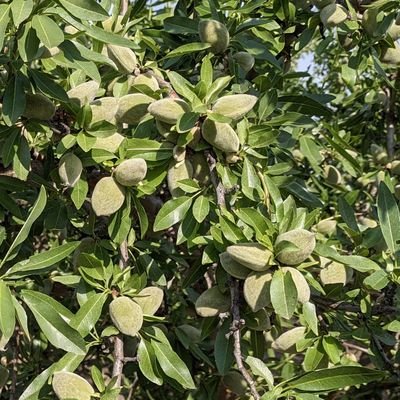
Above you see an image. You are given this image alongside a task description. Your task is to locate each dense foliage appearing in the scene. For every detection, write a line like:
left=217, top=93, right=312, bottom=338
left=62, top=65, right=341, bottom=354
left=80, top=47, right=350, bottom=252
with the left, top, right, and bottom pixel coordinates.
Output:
left=1, top=0, right=400, bottom=399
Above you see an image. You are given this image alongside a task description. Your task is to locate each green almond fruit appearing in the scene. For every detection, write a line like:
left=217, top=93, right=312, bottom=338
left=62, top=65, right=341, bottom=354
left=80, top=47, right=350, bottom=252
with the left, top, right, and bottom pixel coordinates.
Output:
left=67, top=80, right=99, bottom=107
left=201, top=118, right=240, bottom=153
left=39, top=46, right=61, bottom=59
left=233, top=51, right=255, bottom=73
left=106, top=44, right=138, bottom=74
left=58, top=153, right=83, bottom=187
left=195, top=286, right=231, bottom=317
left=272, top=327, right=306, bottom=352
left=134, top=286, right=164, bottom=315
left=212, top=94, right=258, bottom=120
left=245, top=309, right=271, bottom=331
left=148, top=98, right=190, bottom=124
left=109, top=296, right=143, bottom=336
left=191, top=153, right=211, bottom=186
left=93, top=133, right=125, bottom=153
left=102, top=15, right=124, bottom=33
left=167, top=159, right=193, bottom=198
left=220, top=252, right=251, bottom=280
left=116, top=93, right=154, bottom=124
left=380, top=44, right=400, bottom=65
left=91, top=177, right=125, bottom=216
left=52, top=371, right=94, bottom=400
left=90, top=97, right=119, bottom=125
left=198, top=19, right=230, bottom=54
left=320, top=260, right=347, bottom=286
left=222, top=371, right=248, bottom=396
left=23, top=93, right=55, bottom=120
left=275, top=229, right=316, bottom=266
left=324, top=165, right=342, bottom=185
left=226, top=243, right=274, bottom=271
left=114, top=158, right=147, bottom=186
left=320, top=4, right=348, bottom=27
left=390, top=160, right=400, bottom=175
left=315, top=219, right=337, bottom=236
left=281, top=267, right=310, bottom=304
left=155, top=120, right=179, bottom=143
left=133, top=73, right=160, bottom=91
left=243, top=271, right=272, bottom=312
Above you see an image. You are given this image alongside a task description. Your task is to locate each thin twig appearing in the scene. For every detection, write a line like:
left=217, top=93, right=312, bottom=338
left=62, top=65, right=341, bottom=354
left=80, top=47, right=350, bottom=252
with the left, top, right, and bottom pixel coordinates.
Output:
left=229, top=279, right=261, bottom=400
left=120, top=0, right=129, bottom=16
left=205, top=150, right=226, bottom=208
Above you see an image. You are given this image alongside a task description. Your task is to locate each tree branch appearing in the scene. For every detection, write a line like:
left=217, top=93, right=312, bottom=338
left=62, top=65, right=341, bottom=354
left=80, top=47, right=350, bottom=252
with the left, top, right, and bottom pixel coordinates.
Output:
left=205, top=150, right=226, bottom=208
left=229, top=279, right=261, bottom=400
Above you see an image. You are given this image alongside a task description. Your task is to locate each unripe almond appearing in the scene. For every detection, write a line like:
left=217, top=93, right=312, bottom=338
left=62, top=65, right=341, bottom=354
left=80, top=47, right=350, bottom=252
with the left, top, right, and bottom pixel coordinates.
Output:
left=201, top=118, right=240, bottom=153
left=90, top=97, right=119, bottom=125
left=195, top=286, right=230, bottom=317
left=390, top=160, right=400, bottom=175
left=133, top=73, right=160, bottom=91
left=226, top=243, right=274, bottom=271
left=272, top=327, right=306, bottom=352
left=93, top=133, right=125, bottom=153
left=380, top=44, right=400, bottom=65
left=23, top=93, right=55, bottom=120
left=191, top=153, right=211, bottom=186
left=243, top=271, right=272, bottom=311
left=116, top=93, right=154, bottom=124
left=109, top=296, right=143, bottom=336
left=212, top=94, right=258, bottom=120
left=246, top=309, right=271, bottom=331
left=320, top=259, right=348, bottom=286
left=198, top=19, right=230, bottom=54
left=52, top=371, right=94, bottom=400
left=91, top=177, right=125, bottom=216
left=324, top=165, right=342, bottom=185
left=134, top=286, right=164, bottom=315
left=320, top=4, right=348, bottom=27
left=167, top=159, right=193, bottom=198
left=67, top=80, right=99, bottom=107
left=155, top=120, right=179, bottom=143
left=220, top=252, right=251, bottom=279
left=106, top=44, right=138, bottom=74
left=275, top=229, right=316, bottom=265
left=222, top=371, right=248, bottom=396
left=58, top=153, right=82, bottom=187
left=148, top=98, right=190, bottom=124
left=233, top=51, right=255, bottom=73
left=315, top=219, right=337, bottom=236
left=114, top=158, right=147, bottom=186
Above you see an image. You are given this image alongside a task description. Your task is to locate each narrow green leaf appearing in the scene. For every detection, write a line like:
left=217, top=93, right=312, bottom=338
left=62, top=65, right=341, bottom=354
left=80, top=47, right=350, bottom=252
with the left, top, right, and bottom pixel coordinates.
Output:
left=153, top=196, right=193, bottom=232
left=11, top=0, right=33, bottom=26
left=0, top=5, right=10, bottom=49
left=30, top=70, right=69, bottom=102
left=0, top=281, right=16, bottom=340
left=192, top=195, right=210, bottom=223
left=245, top=356, right=274, bottom=389
left=2, top=72, right=26, bottom=126
left=163, top=42, right=211, bottom=59
left=71, top=177, right=88, bottom=210
left=59, top=0, right=109, bottom=21
left=214, top=320, right=234, bottom=375
left=32, top=15, right=64, bottom=48
left=270, top=269, right=298, bottom=319
left=137, top=339, right=163, bottom=385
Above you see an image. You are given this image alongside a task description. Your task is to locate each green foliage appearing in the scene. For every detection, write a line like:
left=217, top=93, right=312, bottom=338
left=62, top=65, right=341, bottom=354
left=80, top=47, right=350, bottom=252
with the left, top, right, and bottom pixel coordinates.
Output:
left=1, top=0, right=400, bottom=399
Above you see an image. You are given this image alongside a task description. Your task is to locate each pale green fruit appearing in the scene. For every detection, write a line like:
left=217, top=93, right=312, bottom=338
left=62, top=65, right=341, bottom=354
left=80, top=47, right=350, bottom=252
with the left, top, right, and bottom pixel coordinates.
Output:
left=167, top=159, right=193, bottom=198
left=380, top=44, right=400, bottom=65
left=67, top=80, right=99, bottom=107
left=134, top=286, right=164, bottom=315
left=371, top=144, right=388, bottom=165
left=246, top=309, right=271, bottom=331
left=109, top=296, right=143, bottom=336
left=320, top=4, right=348, bottom=27
left=102, top=15, right=124, bottom=32
left=220, top=252, right=251, bottom=279
left=52, top=371, right=94, bottom=400
left=195, top=286, right=230, bottom=317
left=91, top=177, right=125, bottom=216
left=148, top=98, right=190, bottom=124
left=90, top=97, right=119, bottom=125
left=275, top=229, right=316, bottom=265
left=173, top=146, right=186, bottom=163
left=191, top=153, right=211, bottom=186
left=315, top=219, right=337, bottom=236
left=233, top=51, right=255, bottom=73
left=392, top=160, right=400, bottom=175
left=201, top=118, right=240, bottom=153
left=281, top=267, right=310, bottom=304
left=272, top=327, right=306, bottom=352
left=93, top=133, right=125, bottom=153
left=39, top=46, right=61, bottom=59
left=222, top=371, right=247, bottom=396
left=212, top=94, right=258, bottom=120
left=320, top=259, right=348, bottom=286
left=324, top=165, right=342, bottom=185
left=198, top=19, right=230, bottom=54
left=338, top=34, right=356, bottom=50
left=58, top=153, right=82, bottom=187
left=114, top=158, right=147, bottom=186
left=226, top=243, right=274, bottom=271
left=23, top=93, right=55, bottom=120
left=155, top=120, right=179, bottom=143
left=133, top=73, right=160, bottom=91
left=359, top=217, right=377, bottom=229
left=243, top=271, right=272, bottom=311
left=106, top=44, right=137, bottom=74
left=116, top=93, right=154, bottom=124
